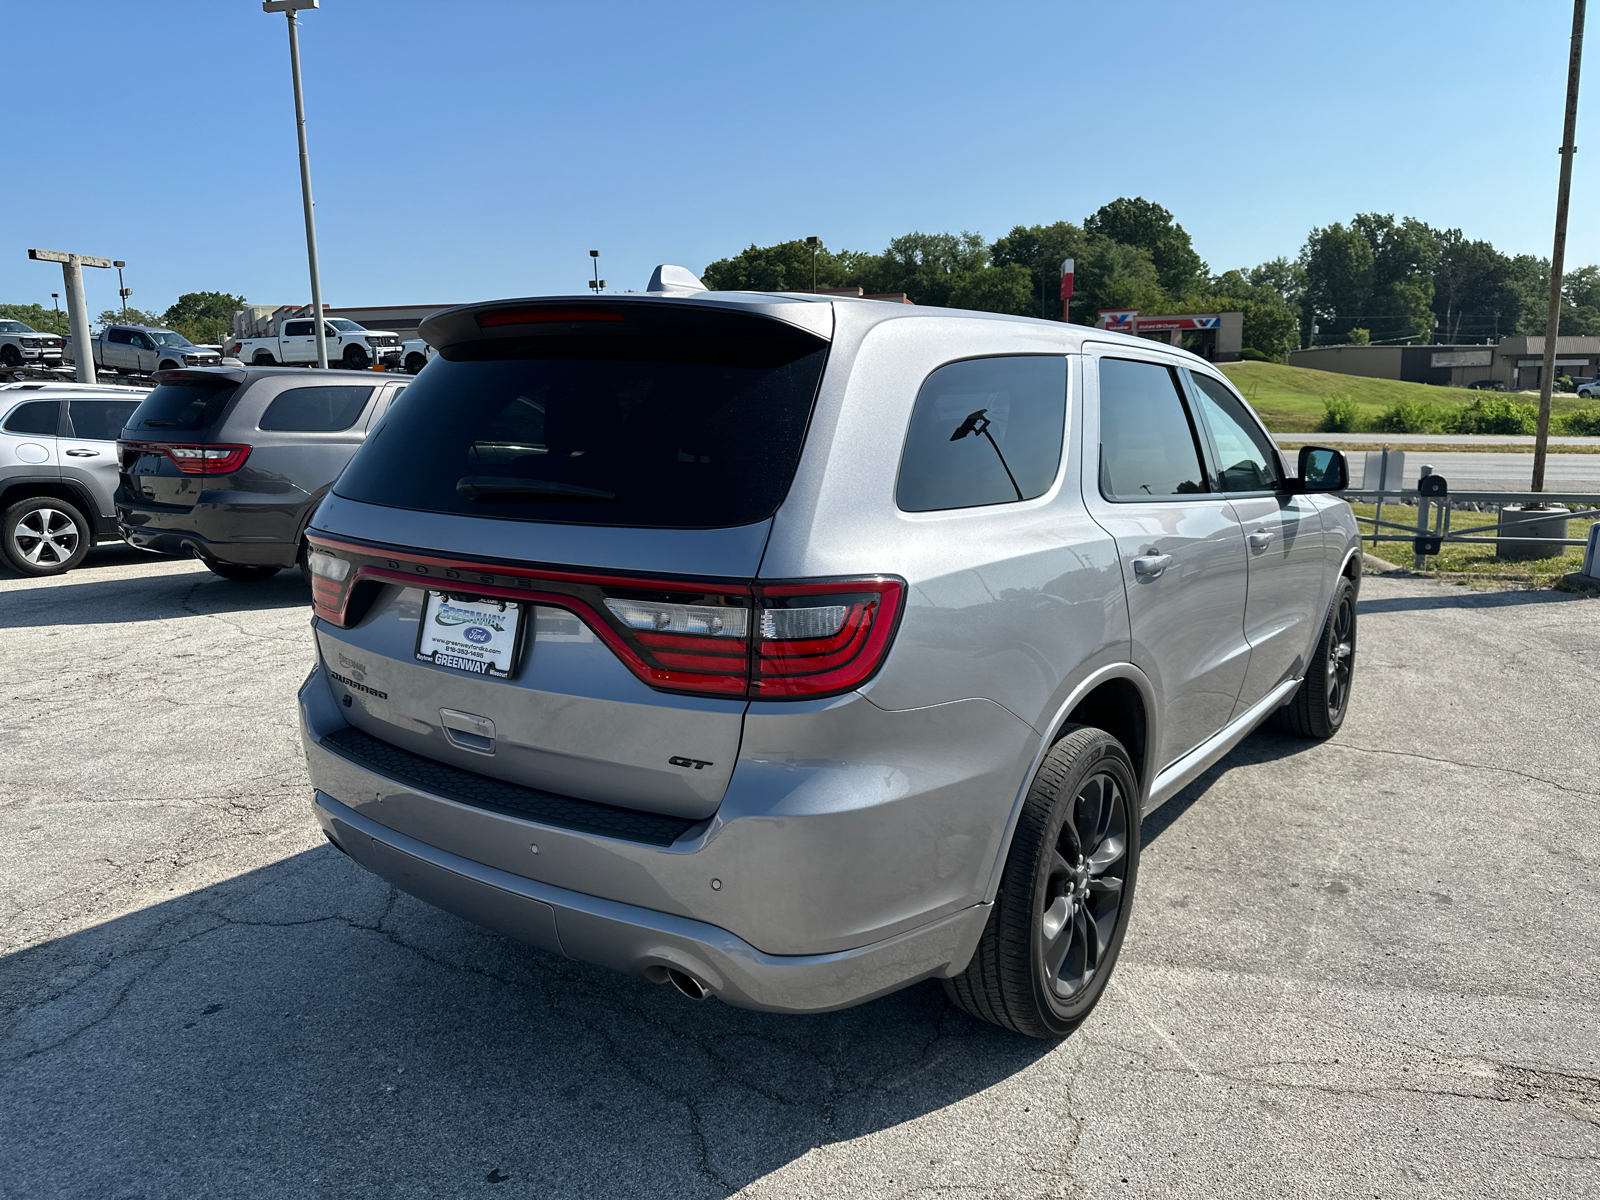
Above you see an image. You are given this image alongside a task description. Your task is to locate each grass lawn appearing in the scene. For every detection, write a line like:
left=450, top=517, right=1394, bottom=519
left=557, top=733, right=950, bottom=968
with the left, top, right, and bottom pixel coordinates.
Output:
left=1348, top=499, right=1597, bottom=580
left=1219, top=360, right=1600, bottom=435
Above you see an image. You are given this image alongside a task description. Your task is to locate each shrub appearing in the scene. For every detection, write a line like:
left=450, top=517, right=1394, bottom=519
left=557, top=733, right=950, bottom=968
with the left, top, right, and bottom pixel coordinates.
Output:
left=1241, top=347, right=1271, bottom=362
left=1371, top=398, right=1448, bottom=433
left=1557, top=408, right=1600, bottom=436
left=1447, top=397, right=1537, bottom=436
left=1317, top=395, right=1362, bottom=433
left=1346, top=328, right=1371, bottom=345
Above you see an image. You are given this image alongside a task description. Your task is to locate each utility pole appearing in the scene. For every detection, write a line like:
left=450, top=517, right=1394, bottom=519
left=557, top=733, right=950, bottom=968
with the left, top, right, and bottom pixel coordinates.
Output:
left=28, top=250, right=112, bottom=383
left=1534, top=0, right=1586, bottom=492
left=264, top=0, right=328, bottom=369
left=114, top=260, right=130, bottom=322
left=805, top=236, right=821, bottom=292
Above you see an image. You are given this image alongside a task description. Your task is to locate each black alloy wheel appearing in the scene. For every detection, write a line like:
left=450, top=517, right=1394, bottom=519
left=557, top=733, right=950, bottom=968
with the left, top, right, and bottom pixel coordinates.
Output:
left=342, top=344, right=370, bottom=371
left=1270, top=575, right=1357, bottom=739
left=405, top=352, right=427, bottom=375
left=0, top=345, right=20, bottom=367
left=254, top=352, right=276, bottom=366
left=944, top=724, right=1141, bottom=1039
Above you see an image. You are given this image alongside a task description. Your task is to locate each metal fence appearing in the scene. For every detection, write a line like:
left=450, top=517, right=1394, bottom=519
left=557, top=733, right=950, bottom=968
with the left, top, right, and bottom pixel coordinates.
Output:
left=1347, top=449, right=1600, bottom=571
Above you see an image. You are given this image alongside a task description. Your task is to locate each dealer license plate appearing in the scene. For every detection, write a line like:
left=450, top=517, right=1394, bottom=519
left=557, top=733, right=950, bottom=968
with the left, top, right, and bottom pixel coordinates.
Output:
left=415, top=592, right=523, bottom=678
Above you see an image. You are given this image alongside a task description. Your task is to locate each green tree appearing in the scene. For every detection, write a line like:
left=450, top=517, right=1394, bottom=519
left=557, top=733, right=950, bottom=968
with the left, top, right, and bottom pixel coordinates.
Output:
left=97, top=307, right=165, bottom=328
left=990, top=221, right=1089, bottom=320
left=1246, top=257, right=1306, bottom=313
left=0, top=303, right=70, bottom=336
left=1085, top=197, right=1207, bottom=296
left=1347, top=327, right=1371, bottom=345
left=947, top=263, right=1034, bottom=315
left=1179, top=282, right=1299, bottom=361
left=162, top=291, right=249, bottom=344
left=702, top=240, right=864, bottom=292
left=1351, top=213, right=1436, bottom=343
left=1429, top=229, right=1521, bottom=342
left=1069, top=236, right=1166, bottom=324
left=852, top=231, right=989, bottom=307
left=1299, top=222, right=1374, bottom=343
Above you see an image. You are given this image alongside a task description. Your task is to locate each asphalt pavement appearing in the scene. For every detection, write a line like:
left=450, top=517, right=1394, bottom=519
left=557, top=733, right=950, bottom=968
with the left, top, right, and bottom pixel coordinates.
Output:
left=2, top=547, right=1597, bottom=1198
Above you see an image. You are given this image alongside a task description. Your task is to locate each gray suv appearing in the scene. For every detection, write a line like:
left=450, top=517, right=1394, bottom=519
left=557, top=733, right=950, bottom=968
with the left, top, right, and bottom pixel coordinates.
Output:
left=117, top=367, right=409, bottom=581
left=298, top=272, right=1359, bottom=1038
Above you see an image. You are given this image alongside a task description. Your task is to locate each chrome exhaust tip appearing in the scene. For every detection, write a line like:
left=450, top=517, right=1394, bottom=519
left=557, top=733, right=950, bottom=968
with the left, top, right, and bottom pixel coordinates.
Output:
left=666, top=968, right=709, bottom=1001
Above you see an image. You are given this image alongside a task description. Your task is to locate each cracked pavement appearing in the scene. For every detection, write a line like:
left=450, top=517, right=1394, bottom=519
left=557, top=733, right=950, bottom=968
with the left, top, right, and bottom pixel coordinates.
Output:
left=1, top=546, right=1597, bottom=1198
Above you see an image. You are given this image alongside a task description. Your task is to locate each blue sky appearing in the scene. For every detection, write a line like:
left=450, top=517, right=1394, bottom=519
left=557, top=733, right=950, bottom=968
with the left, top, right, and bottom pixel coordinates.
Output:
left=2, top=1, right=1593, bottom=316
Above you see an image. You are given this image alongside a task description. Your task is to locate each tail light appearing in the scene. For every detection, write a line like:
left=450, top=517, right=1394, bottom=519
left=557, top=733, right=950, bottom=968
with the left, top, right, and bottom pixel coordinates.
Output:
left=304, top=536, right=903, bottom=701
left=119, top=440, right=252, bottom=475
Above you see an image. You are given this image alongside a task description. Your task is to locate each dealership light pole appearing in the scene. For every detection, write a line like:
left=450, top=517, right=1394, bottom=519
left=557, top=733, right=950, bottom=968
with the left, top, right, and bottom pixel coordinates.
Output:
left=27, top=249, right=111, bottom=384
left=114, top=260, right=129, bottom=322
left=1533, top=0, right=1586, bottom=492
left=264, top=0, right=328, bottom=369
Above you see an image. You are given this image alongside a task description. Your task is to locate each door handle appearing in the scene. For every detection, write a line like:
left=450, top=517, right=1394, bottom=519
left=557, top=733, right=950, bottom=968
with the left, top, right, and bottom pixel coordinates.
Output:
left=1131, top=553, right=1172, bottom=578
left=65, top=449, right=100, bottom=457
left=1247, top=528, right=1274, bottom=551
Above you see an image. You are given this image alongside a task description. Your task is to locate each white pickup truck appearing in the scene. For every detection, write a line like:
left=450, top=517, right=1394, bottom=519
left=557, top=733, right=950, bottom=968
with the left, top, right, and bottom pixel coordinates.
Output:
left=227, top=316, right=404, bottom=371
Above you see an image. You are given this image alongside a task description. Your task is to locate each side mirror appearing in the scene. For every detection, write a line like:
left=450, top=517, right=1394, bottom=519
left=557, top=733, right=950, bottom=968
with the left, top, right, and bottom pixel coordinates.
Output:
left=1292, top=445, right=1348, bottom=493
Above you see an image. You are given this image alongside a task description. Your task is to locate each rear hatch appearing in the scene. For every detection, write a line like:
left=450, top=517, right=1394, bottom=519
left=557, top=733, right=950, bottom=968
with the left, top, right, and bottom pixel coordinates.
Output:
left=306, top=298, right=837, bottom=819
left=118, top=370, right=249, bottom=509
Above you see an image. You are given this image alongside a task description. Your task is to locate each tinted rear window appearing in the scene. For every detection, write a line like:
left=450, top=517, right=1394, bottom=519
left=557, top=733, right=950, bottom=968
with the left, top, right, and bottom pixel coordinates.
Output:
left=124, top=383, right=242, bottom=434
left=68, top=399, right=143, bottom=441
left=259, top=385, right=373, bottom=432
left=3, top=400, right=60, bottom=435
left=334, top=334, right=828, bottom=528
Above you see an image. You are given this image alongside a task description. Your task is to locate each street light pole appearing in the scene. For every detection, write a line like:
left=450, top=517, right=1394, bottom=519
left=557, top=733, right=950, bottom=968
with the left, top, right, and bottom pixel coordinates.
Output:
left=1533, top=0, right=1586, bottom=493
left=265, top=0, right=328, bottom=369
left=805, top=236, right=820, bottom=292
left=113, top=260, right=129, bottom=322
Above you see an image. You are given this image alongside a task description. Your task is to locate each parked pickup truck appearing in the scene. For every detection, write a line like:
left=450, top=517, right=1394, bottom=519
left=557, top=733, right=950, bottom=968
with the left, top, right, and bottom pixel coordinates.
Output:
left=64, top=325, right=223, bottom=374
left=401, top=338, right=436, bottom=375
left=228, top=316, right=403, bottom=372
left=0, top=320, right=66, bottom=369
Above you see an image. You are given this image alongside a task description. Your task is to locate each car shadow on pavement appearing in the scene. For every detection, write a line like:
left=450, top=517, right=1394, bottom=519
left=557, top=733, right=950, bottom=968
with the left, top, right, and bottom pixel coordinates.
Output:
left=1356, top=587, right=1586, bottom=615
left=0, top=844, right=1055, bottom=1197
left=1141, top=728, right=1311, bottom=847
left=0, top=565, right=311, bottom=628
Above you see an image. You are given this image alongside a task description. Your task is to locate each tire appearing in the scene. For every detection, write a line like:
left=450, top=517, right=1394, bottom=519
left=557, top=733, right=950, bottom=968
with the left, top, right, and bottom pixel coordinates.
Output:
left=1270, top=576, right=1356, bottom=739
left=342, top=344, right=370, bottom=371
left=205, top=561, right=282, bottom=582
left=405, top=352, right=427, bottom=375
left=253, top=352, right=277, bottom=366
left=944, top=725, right=1141, bottom=1039
left=0, top=345, right=20, bottom=368
left=2, top=496, right=91, bottom=577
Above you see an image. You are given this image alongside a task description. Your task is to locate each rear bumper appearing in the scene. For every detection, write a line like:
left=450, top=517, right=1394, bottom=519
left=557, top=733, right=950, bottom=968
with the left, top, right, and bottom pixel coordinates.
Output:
left=118, top=496, right=307, bottom=567
left=314, top=790, right=988, bottom=1014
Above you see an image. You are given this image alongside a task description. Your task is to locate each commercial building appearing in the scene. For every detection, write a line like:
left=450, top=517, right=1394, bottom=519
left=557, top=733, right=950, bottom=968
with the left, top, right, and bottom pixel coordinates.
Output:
left=1095, top=310, right=1244, bottom=362
left=1289, top=336, right=1600, bottom=390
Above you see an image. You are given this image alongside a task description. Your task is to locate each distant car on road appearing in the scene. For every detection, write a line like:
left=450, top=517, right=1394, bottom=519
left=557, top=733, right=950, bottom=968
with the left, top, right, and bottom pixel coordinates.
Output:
left=1467, top=379, right=1507, bottom=391
left=1575, top=377, right=1598, bottom=399
left=0, top=319, right=66, bottom=370
left=65, top=324, right=222, bottom=375
left=116, top=366, right=409, bottom=581
left=0, top=381, right=147, bottom=575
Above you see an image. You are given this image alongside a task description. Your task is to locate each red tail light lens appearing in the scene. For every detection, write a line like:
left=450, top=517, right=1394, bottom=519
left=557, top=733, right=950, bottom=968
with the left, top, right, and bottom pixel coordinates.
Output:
left=120, top=441, right=252, bottom=475
left=753, top=580, right=904, bottom=697
left=303, top=536, right=903, bottom=700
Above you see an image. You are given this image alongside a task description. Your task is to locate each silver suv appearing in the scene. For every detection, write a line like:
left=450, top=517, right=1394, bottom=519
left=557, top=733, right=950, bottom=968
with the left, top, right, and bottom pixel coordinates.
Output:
left=1, top=381, right=147, bottom=575
left=299, top=269, right=1359, bottom=1038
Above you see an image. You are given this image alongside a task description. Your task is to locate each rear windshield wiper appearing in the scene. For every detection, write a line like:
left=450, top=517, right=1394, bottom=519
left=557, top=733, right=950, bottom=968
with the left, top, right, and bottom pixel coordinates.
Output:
left=456, top=476, right=617, bottom=502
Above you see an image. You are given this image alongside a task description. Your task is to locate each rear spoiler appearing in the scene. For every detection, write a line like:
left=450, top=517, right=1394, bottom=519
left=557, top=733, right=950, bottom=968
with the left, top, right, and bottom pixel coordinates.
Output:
left=152, top=367, right=248, bottom=387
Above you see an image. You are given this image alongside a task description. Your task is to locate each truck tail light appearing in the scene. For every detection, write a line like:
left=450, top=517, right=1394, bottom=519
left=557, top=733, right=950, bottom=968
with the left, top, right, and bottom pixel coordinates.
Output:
left=303, top=536, right=904, bottom=701
left=119, top=440, right=252, bottom=475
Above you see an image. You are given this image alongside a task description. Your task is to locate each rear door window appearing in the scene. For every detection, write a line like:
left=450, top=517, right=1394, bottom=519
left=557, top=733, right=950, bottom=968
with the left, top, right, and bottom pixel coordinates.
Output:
left=1096, top=358, right=1210, bottom=500
left=896, top=356, right=1067, bottom=512
left=124, top=382, right=243, bottom=435
left=282, top=321, right=313, bottom=337
left=107, top=328, right=133, bottom=345
left=333, top=332, right=828, bottom=529
left=68, top=399, right=142, bottom=441
left=259, top=385, right=374, bottom=432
